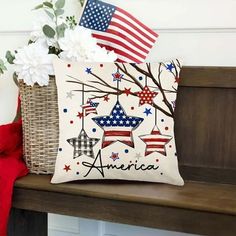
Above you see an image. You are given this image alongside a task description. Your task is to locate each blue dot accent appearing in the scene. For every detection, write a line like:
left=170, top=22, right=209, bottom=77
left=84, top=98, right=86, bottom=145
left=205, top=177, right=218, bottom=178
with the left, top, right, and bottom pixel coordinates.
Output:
left=92, top=128, right=96, bottom=132
left=139, top=76, right=143, bottom=81
left=59, top=148, right=62, bottom=152
left=63, top=108, right=68, bottom=113
left=125, top=149, right=129, bottom=153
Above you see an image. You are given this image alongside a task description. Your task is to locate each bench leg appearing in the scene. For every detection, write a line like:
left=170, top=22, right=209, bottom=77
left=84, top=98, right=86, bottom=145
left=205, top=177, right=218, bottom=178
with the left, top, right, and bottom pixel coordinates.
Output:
left=8, top=208, right=48, bottom=236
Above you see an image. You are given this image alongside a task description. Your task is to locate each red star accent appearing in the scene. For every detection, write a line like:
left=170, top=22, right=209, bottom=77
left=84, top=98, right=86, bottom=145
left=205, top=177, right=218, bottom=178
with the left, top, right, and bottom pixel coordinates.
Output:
left=104, top=95, right=110, bottom=102
left=63, top=165, right=71, bottom=172
left=140, top=125, right=172, bottom=156
left=135, top=86, right=158, bottom=106
left=77, top=112, right=84, bottom=119
left=110, top=152, right=119, bottom=161
left=123, top=88, right=131, bottom=96
left=175, top=77, right=181, bottom=83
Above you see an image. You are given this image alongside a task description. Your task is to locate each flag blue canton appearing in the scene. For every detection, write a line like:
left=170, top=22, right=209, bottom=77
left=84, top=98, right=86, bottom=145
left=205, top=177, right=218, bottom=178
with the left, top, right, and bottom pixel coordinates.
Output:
left=90, top=101, right=99, bottom=107
left=79, top=0, right=116, bottom=32
left=93, top=101, right=143, bottom=128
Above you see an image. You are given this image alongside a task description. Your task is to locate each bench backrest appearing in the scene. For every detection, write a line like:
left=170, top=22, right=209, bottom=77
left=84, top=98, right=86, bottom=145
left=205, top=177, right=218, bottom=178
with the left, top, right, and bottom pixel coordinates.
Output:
left=176, top=67, right=236, bottom=184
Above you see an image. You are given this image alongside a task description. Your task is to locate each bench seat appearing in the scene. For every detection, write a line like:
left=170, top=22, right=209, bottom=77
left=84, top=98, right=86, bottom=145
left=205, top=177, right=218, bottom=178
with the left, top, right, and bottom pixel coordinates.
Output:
left=11, top=174, right=236, bottom=236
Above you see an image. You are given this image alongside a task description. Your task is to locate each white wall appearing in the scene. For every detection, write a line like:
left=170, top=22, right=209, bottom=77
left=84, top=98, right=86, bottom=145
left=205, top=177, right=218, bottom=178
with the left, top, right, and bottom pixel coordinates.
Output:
left=0, top=0, right=235, bottom=235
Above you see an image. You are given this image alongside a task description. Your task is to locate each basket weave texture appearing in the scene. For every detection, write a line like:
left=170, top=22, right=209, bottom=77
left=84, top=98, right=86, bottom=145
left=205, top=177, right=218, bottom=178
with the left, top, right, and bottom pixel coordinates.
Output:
left=19, top=76, right=59, bottom=174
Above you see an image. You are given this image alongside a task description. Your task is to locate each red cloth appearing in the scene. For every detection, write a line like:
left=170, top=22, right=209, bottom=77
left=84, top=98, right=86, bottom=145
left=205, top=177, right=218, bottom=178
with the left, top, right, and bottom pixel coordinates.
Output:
left=0, top=103, right=28, bottom=236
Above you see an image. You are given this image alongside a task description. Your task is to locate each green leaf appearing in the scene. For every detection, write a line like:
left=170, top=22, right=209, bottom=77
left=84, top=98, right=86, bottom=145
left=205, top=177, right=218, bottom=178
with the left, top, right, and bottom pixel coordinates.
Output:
left=0, top=59, right=7, bottom=71
left=56, top=23, right=67, bottom=38
left=55, top=0, right=65, bottom=9
left=0, top=68, right=3, bottom=75
left=28, top=39, right=34, bottom=45
left=0, top=63, right=7, bottom=71
left=43, top=1, right=53, bottom=8
left=55, top=8, right=64, bottom=16
left=34, top=3, right=44, bottom=10
left=78, top=0, right=85, bottom=7
left=43, top=25, right=56, bottom=38
left=45, top=9, right=54, bottom=19
left=5, top=51, right=15, bottom=64
left=13, top=72, right=19, bottom=87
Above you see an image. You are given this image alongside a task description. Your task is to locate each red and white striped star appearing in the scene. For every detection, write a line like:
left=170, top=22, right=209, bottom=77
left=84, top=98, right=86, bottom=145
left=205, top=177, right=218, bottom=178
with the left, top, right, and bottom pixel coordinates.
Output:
left=140, top=125, right=172, bottom=156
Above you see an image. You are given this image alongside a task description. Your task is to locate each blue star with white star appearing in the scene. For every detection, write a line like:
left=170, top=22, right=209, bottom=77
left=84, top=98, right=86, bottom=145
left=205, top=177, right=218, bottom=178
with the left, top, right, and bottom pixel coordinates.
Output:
left=85, top=68, right=92, bottom=74
left=166, top=63, right=175, bottom=72
left=92, top=101, right=144, bottom=148
left=144, top=108, right=152, bottom=116
left=93, top=101, right=143, bottom=128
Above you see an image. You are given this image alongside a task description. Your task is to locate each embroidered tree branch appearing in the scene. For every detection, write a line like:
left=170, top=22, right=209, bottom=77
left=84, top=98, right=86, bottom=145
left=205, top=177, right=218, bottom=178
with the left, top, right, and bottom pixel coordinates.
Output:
left=66, top=61, right=180, bottom=118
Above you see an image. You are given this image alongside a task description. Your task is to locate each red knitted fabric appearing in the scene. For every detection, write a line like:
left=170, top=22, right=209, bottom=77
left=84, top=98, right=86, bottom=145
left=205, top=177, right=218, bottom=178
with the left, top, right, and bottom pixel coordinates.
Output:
left=0, top=101, right=28, bottom=236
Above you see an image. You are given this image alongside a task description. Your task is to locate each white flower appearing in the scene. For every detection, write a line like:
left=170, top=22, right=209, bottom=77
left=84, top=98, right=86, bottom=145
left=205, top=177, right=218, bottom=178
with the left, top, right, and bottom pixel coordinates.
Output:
left=14, top=40, right=56, bottom=86
left=90, top=46, right=117, bottom=62
left=58, top=26, right=117, bottom=62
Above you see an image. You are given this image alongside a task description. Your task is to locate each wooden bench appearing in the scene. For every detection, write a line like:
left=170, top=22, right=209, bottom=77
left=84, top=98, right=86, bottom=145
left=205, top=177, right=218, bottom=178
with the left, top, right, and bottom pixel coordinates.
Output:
left=9, top=67, right=236, bottom=236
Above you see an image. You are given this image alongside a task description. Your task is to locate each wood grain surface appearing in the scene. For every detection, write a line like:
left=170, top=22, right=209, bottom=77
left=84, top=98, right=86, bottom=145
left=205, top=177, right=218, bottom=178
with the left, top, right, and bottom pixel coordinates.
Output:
left=14, top=174, right=236, bottom=216
left=180, top=66, right=236, bottom=88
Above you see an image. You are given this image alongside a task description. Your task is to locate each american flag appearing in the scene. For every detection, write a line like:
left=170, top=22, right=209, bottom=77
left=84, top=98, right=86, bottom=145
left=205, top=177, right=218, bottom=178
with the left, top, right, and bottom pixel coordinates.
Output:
left=81, top=99, right=99, bottom=116
left=92, top=101, right=143, bottom=148
left=140, top=126, right=172, bottom=156
left=79, top=0, right=158, bottom=63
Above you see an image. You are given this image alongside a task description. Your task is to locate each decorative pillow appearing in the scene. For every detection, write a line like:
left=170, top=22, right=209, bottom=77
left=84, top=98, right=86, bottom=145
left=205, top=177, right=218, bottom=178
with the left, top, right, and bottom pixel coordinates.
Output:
left=51, top=59, right=184, bottom=186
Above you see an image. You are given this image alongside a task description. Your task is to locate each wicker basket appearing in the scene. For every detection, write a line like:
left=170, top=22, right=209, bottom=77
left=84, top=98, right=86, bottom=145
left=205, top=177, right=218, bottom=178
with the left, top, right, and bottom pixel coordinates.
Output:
left=19, top=76, right=59, bottom=174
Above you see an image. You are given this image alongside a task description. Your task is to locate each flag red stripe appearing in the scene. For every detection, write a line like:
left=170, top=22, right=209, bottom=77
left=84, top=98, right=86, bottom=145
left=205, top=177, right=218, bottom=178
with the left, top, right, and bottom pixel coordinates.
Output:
left=106, top=28, right=149, bottom=54
left=85, top=108, right=96, bottom=111
left=93, top=33, right=146, bottom=59
left=146, top=151, right=165, bottom=155
left=113, top=13, right=156, bottom=43
left=146, top=145, right=165, bottom=149
left=151, top=131, right=161, bottom=135
left=103, top=140, right=133, bottom=148
left=97, top=43, right=142, bottom=63
left=116, top=58, right=126, bottom=63
left=102, top=141, right=113, bottom=148
left=82, top=105, right=92, bottom=109
left=116, top=7, right=158, bottom=38
left=109, top=21, right=152, bottom=49
left=104, top=130, right=131, bottom=136
left=142, top=138, right=170, bottom=142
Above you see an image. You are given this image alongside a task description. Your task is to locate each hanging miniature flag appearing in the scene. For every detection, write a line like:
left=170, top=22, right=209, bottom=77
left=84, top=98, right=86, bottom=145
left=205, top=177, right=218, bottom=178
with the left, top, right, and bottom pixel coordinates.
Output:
left=81, top=99, right=99, bottom=116
left=78, top=0, right=158, bottom=63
